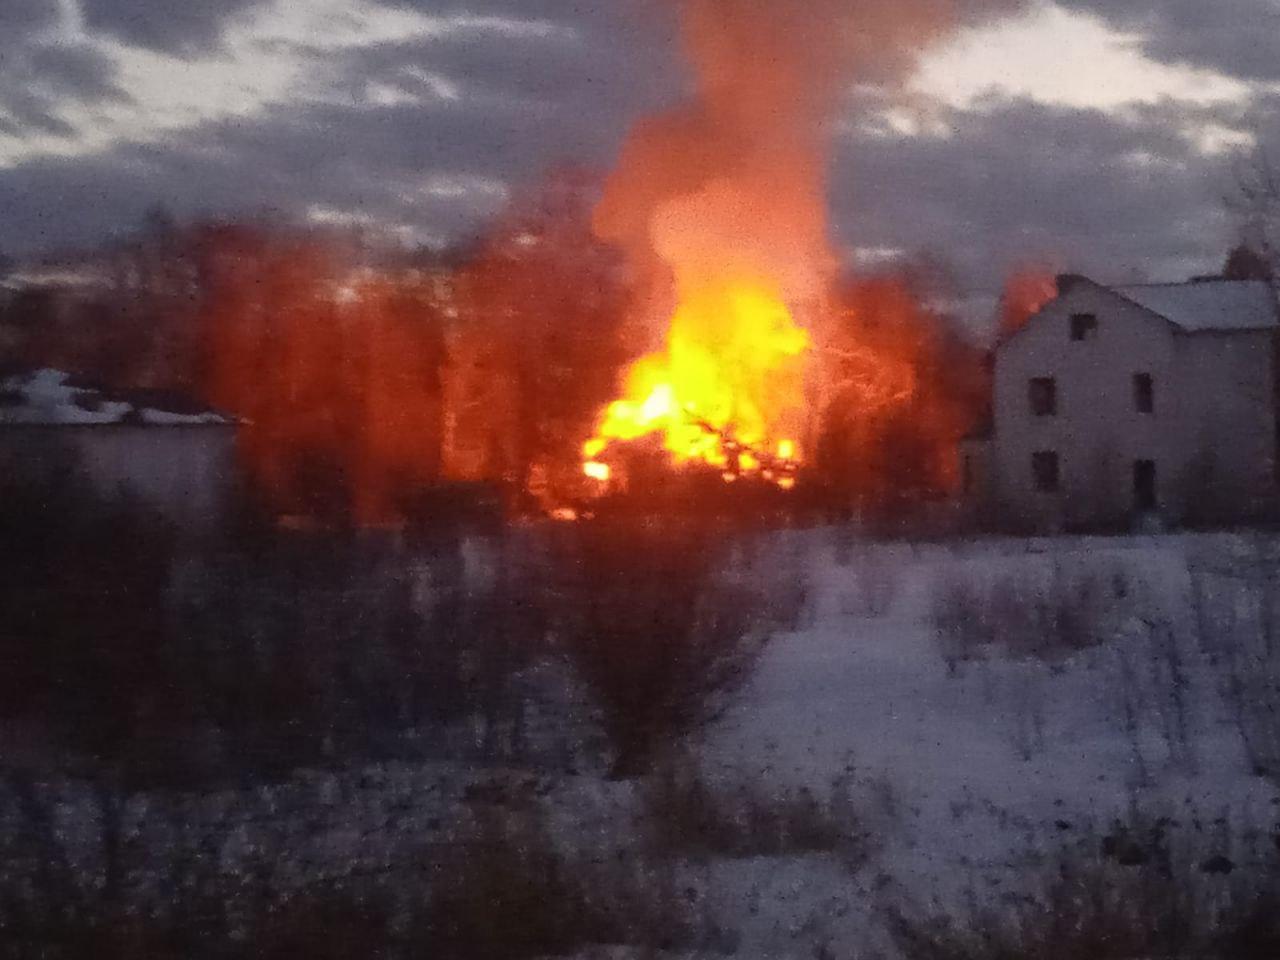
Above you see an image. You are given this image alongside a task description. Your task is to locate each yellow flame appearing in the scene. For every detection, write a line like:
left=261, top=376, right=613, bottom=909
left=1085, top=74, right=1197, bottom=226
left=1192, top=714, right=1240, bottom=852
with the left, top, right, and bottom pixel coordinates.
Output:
left=585, top=281, right=809, bottom=475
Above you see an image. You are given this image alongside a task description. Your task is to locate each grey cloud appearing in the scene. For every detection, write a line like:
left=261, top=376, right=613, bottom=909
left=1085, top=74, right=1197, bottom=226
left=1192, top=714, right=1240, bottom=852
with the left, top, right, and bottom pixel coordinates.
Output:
left=0, top=40, right=128, bottom=137
left=79, top=0, right=265, bottom=56
left=0, top=77, right=640, bottom=254
left=1060, top=0, right=1280, bottom=82
left=1, top=0, right=1276, bottom=296
left=832, top=95, right=1277, bottom=290
left=328, top=17, right=680, bottom=123
left=0, top=0, right=57, bottom=44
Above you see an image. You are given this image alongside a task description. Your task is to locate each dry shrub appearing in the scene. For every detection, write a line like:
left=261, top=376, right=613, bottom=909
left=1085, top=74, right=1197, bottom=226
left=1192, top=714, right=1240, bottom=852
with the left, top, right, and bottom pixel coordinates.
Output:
left=932, top=567, right=1120, bottom=673
left=932, top=578, right=995, bottom=674
left=415, top=804, right=715, bottom=959
left=888, top=816, right=1280, bottom=960
left=249, top=893, right=395, bottom=960
left=645, top=758, right=867, bottom=864
left=553, top=515, right=772, bottom=778
left=839, top=554, right=899, bottom=619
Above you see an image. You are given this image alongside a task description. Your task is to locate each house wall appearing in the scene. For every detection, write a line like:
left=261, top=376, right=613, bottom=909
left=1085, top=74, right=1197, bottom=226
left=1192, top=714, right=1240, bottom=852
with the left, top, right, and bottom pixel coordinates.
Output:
left=1173, top=330, right=1278, bottom=520
left=994, top=283, right=1184, bottom=529
left=0, top=425, right=238, bottom=530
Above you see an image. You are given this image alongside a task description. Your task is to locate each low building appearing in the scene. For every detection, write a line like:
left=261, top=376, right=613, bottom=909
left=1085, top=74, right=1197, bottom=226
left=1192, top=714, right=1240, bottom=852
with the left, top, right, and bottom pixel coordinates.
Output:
left=0, top=368, right=237, bottom=530
left=965, top=275, right=1280, bottom=530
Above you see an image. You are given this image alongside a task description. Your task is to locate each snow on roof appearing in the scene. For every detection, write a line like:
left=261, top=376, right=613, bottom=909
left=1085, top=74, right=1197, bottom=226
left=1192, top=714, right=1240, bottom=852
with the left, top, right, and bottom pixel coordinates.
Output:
left=1113, top=279, right=1278, bottom=332
left=0, top=369, right=233, bottom=426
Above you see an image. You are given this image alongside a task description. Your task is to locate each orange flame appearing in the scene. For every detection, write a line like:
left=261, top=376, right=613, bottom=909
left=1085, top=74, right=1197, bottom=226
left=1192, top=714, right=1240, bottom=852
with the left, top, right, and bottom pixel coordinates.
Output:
left=585, top=281, right=809, bottom=474
left=580, top=0, right=844, bottom=484
left=999, top=267, right=1058, bottom=338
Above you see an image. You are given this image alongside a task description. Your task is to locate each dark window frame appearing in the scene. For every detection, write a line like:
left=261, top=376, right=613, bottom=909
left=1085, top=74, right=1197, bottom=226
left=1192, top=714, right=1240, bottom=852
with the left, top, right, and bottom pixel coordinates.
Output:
left=1029, top=377, right=1057, bottom=417
left=1133, top=372, right=1154, bottom=414
left=1032, top=451, right=1060, bottom=493
left=1070, top=313, right=1098, bottom=341
left=1133, top=459, right=1157, bottom=511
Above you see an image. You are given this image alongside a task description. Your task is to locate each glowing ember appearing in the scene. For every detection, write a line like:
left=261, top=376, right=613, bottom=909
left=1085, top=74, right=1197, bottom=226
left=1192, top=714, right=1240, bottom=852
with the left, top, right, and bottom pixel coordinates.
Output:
left=584, top=282, right=809, bottom=476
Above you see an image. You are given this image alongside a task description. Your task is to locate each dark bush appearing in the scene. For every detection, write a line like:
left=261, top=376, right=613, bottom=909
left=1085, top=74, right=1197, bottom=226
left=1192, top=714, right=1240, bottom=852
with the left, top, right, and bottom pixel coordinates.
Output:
left=889, top=837, right=1280, bottom=960
left=551, top=515, right=771, bottom=777
left=646, top=758, right=865, bottom=861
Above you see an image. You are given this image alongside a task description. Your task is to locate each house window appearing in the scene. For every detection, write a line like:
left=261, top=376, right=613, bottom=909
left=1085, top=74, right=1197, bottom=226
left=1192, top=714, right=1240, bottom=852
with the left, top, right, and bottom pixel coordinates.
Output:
left=1133, top=373, right=1154, bottom=414
left=1133, top=459, right=1157, bottom=511
left=1032, top=451, right=1060, bottom=493
left=1029, top=377, right=1057, bottom=416
left=1070, top=313, right=1098, bottom=341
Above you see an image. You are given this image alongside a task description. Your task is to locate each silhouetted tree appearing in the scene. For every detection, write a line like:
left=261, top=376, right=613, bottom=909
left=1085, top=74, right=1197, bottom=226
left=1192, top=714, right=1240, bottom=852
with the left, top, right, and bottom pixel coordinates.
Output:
left=448, top=167, right=633, bottom=505
left=1228, top=148, right=1280, bottom=284
left=1223, top=242, right=1273, bottom=282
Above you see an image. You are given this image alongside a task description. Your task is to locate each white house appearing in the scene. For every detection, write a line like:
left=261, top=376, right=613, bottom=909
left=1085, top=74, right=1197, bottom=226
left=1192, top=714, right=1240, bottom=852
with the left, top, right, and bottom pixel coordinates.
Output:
left=965, top=276, right=1280, bottom=530
left=0, top=368, right=237, bottom=530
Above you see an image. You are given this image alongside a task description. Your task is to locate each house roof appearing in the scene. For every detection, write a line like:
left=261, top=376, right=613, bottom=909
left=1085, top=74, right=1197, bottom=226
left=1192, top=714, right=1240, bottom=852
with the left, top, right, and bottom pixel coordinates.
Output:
left=0, top=368, right=233, bottom=426
left=1112, top=280, right=1278, bottom=333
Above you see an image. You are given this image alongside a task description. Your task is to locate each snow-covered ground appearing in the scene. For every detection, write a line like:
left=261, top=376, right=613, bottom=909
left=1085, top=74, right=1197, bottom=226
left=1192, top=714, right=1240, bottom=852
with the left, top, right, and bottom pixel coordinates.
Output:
left=5, top=528, right=1279, bottom=957
left=685, top=529, right=1280, bottom=955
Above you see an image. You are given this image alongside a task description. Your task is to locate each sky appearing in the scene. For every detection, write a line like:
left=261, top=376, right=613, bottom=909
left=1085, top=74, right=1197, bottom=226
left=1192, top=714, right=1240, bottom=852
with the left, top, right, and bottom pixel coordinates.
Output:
left=1, top=0, right=1278, bottom=290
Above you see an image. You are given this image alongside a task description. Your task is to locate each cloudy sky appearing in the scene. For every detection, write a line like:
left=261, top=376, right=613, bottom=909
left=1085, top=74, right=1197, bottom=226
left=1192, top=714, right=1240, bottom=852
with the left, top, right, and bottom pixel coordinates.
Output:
left=1, top=0, right=1278, bottom=290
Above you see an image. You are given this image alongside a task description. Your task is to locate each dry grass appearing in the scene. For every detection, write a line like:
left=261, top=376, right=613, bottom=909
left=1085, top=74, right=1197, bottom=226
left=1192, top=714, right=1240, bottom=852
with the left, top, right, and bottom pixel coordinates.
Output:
left=645, top=757, right=869, bottom=864
left=888, top=813, right=1280, bottom=960
left=932, top=568, right=1122, bottom=674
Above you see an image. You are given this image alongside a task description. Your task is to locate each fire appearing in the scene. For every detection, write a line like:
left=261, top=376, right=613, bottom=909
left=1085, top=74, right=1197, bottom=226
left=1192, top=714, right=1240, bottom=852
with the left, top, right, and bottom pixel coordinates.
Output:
left=578, top=0, right=844, bottom=487
left=584, top=281, right=809, bottom=476
left=191, top=2, right=1025, bottom=522
left=999, top=267, right=1058, bottom=338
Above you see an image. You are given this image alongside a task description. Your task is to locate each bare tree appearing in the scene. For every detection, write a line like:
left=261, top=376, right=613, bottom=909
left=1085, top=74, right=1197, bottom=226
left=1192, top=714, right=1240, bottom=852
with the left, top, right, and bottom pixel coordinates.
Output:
left=1227, top=148, right=1280, bottom=284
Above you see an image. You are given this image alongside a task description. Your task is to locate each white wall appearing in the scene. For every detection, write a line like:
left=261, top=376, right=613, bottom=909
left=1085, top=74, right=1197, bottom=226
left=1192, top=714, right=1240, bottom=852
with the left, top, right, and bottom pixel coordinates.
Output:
left=0, top=425, right=238, bottom=529
left=991, top=281, right=1276, bottom=528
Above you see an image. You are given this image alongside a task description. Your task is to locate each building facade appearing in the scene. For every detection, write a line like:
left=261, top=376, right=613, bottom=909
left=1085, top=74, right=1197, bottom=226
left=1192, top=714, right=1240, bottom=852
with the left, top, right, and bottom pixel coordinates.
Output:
left=966, top=276, right=1280, bottom=530
left=0, top=369, right=237, bottom=531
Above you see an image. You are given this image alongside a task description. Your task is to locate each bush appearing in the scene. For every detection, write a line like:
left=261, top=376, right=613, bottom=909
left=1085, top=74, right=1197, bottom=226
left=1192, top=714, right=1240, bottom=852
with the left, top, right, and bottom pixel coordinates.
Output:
left=413, top=803, right=711, bottom=959
left=888, top=820, right=1280, bottom=960
left=646, top=757, right=866, bottom=862
left=0, top=460, right=182, bottom=768
left=931, top=567, right=1118, bottom=674
left=552, top=515, right=771, bottom=777
left=0, top=446, right=548, bottom=786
